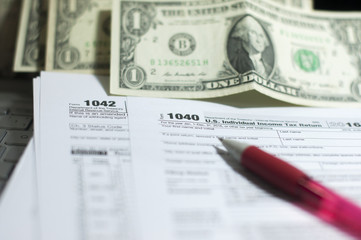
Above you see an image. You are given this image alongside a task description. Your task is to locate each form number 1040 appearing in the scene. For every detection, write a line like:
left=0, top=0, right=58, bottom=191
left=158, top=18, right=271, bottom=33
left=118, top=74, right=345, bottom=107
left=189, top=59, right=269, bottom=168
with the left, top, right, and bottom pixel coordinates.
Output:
left=167, top=113, right=200, bottom=121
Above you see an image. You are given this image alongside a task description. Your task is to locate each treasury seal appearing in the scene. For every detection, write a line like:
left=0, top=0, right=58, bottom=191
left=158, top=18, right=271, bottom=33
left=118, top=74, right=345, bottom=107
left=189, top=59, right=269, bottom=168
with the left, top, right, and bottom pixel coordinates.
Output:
left=294, top=49, right=320, bottom=72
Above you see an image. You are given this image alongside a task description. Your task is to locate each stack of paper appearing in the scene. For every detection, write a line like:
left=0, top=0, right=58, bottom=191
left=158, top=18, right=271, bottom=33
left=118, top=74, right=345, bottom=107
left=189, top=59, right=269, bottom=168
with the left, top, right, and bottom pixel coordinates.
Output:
left=5, top=72, right=360, bottom=240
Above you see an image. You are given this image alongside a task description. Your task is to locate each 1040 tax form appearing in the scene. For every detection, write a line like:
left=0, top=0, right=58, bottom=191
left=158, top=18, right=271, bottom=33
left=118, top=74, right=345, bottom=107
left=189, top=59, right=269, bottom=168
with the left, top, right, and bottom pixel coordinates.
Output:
left=127, top=97, right=361, bottom=240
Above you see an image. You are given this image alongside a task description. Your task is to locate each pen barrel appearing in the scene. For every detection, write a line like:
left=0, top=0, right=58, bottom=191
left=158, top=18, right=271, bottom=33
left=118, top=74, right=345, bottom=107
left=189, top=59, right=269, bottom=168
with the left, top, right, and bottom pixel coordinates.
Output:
left=241, top=145, right=361, bottom=238
left=299, top=180, right=361, bottom=238
left=241, top=146, right=308, bottom=197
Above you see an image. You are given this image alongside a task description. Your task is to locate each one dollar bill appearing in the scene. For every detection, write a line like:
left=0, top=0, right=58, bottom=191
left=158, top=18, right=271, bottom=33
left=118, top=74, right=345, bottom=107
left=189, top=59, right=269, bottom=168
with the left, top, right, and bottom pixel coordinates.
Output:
left=46, top=0, right=111, bottom=74
left=110, top=0, right=361, bottom=106
left=13, top=0, right=47, bottom=72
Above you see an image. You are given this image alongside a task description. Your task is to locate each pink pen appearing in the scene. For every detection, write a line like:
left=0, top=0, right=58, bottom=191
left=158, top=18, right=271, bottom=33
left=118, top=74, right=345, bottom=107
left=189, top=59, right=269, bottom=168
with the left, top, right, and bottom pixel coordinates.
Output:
left=219, top=138, right=361, bottom=239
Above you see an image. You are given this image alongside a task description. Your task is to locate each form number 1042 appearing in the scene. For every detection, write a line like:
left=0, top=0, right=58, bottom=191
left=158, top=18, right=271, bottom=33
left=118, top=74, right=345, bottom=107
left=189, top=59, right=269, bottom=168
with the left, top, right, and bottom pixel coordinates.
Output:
left=84, top=100, right=116, bottom=107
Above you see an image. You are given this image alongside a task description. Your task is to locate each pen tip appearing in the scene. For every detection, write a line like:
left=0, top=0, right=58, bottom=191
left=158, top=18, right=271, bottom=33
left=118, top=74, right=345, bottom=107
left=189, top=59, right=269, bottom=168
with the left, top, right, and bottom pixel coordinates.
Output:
left=218, top=137, right=224, bottom=142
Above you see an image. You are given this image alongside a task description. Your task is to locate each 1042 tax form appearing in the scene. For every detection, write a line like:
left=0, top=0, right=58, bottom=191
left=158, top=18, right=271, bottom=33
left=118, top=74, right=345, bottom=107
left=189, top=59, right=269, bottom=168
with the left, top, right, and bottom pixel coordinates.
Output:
left=35, top=72, right=137, bottom=240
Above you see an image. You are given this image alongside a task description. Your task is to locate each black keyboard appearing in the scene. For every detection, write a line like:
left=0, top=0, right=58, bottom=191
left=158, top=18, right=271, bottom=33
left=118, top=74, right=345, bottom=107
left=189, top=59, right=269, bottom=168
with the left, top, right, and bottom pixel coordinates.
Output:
left=0, top=90, right=33, bottom=194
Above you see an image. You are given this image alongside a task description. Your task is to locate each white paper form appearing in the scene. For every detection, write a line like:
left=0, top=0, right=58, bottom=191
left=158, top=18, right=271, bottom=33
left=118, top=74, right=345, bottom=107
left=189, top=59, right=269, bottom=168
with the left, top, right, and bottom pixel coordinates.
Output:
left=36, top=72, right=136, bottom=240
left=127, top=97, right=361, bottom=240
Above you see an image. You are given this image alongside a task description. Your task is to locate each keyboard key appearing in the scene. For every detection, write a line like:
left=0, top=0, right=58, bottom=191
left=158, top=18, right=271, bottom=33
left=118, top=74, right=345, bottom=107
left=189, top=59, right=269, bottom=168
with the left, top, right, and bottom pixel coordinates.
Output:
left=10, top=107, right=33, bottom=116
left=0, top=162, right=14, bottom=179
left=0, top=115, right=32, bottom=130
left=3, top=146, right=25, bottom=163
left=4, top=130, right=32, bottom=146
left=0, top=129, right=6, bottom=142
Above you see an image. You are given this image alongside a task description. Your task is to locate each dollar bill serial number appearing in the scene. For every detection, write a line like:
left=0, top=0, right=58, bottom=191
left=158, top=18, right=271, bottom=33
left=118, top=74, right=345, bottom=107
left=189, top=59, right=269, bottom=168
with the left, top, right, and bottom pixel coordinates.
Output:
left=150, top=59, right=209, bottom=67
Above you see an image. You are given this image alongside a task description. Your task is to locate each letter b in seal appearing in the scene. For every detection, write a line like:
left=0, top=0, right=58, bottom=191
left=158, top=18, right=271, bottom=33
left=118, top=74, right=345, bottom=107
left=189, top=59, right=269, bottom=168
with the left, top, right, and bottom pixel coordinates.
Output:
left=169, top=33, right=196, bottom=56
